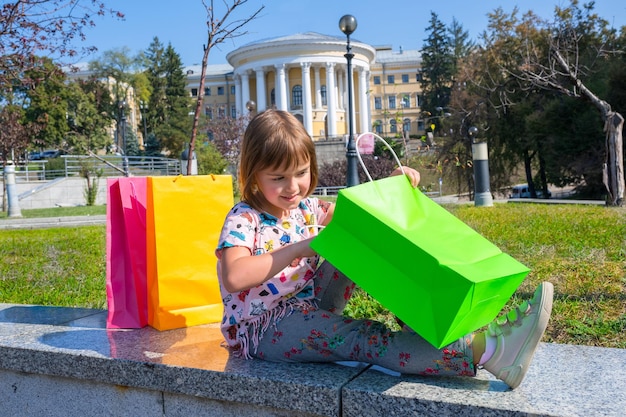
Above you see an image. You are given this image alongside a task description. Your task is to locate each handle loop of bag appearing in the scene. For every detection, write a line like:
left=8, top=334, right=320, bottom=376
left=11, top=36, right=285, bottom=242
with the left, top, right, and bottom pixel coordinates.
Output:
left=355, top=132, right=406, bottom=182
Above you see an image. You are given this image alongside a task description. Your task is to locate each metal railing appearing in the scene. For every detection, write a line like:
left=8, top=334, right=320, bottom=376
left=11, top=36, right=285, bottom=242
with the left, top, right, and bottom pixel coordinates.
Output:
left=14, top=155, right=181, bottom=182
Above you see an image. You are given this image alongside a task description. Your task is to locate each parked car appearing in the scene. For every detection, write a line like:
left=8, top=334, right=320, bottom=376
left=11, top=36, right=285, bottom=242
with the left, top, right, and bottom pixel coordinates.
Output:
left=40, top=150, right=64, bottom=159
left=510, top=184, right=551, bottom=198
left=28, top=151, right=42, bottom=160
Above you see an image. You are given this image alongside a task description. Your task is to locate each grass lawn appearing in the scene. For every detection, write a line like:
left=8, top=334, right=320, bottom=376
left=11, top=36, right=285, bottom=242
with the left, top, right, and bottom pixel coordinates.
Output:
left=1, top=202, right=624, bottom=348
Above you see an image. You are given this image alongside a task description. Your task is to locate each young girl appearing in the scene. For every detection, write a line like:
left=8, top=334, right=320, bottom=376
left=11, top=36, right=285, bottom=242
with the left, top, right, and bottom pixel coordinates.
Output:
left=215, top=109, right=553, bottom=390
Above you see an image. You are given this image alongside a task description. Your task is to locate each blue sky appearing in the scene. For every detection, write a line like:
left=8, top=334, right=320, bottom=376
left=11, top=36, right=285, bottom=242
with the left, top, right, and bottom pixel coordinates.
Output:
left=81, top=0, right=626, bottom=67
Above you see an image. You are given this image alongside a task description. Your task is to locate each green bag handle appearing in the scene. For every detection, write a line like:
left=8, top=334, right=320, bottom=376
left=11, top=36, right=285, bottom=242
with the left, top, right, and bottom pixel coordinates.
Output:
left=355, top=133, right=406, bottom=182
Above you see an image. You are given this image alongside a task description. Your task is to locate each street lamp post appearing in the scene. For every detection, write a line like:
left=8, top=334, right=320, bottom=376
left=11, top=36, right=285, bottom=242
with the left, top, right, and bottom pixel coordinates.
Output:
left=339, top=14, right=359, bottom=187
left=469, top=126, right=493, bottom=207
left=119, top=101, right=129, bottom=177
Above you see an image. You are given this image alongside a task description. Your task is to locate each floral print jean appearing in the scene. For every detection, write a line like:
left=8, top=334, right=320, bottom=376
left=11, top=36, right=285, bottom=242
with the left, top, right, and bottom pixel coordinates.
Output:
left=251, top=262, right=476, bottom=377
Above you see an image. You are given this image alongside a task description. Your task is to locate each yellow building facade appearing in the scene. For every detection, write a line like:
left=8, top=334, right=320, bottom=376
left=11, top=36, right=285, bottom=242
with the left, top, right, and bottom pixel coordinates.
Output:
left=186, top=32, right=424, bottom=141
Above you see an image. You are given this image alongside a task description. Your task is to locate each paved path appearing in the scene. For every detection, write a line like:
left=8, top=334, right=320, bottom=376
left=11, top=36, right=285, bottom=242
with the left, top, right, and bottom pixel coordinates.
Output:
left=0, top=215, right=106, bottom=230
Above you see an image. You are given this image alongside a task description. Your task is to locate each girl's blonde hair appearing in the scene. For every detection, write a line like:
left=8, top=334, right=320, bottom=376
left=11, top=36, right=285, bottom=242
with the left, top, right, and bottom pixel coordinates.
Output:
left=239, top=109, right=319, bottom=211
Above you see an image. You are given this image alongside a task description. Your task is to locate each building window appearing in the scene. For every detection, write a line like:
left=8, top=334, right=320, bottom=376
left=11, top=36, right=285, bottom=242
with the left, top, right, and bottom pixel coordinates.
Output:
left=191, top=88, right=198, bottom=97
left=271, top=88, right=276, bottom=106
left=205, top=107, right=213, bottom=119
left=388, top=96, right=396, bottom=109
left=204, top=87, right=211, bottom=96
left=415, top=95, right=422, bottom=108
left=402, top=94, right=411, bottom=108
left=218, top=106, right=225, bottom=118
left=231, top=105, right=236, bottom=118
left=374, top=97, right=382, bottom=110
left=217, top=86, right=224, bottom=95
left=375, top=120, right=382, bottom=134
left=321, top=85, right=327, bottom=106
left=387, top=75, right=395, bottom=84
left=292, top=85, right=303, bottom=107
left=416, top=72, right=423, bottom=82
left=417, top=120, right=425, bottom=131
left=402, top=74, right=409, bottom=83
left=207, top=131, right=214, bottom=141
left=390, top=119, right=397, bottom=133
left=373, top=76, right=381, bottom=85
left=403, top=118, right=411, bottom=133
left=231, top=85, right=235, bottom=95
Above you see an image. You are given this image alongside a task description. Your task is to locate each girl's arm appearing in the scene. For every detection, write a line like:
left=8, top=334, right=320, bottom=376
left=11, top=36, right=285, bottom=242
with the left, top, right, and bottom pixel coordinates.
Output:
left=220, top=238, right=317, bottom=293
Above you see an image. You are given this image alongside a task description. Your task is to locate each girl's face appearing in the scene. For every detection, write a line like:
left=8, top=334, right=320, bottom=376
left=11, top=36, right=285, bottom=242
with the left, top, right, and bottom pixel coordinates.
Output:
left=256, top=161, right=311, bottom=219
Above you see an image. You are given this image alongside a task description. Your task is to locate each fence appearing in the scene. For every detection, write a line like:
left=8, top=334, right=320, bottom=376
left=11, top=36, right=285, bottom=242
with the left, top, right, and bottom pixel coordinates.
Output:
left=13, top=155, right=181, bottom=182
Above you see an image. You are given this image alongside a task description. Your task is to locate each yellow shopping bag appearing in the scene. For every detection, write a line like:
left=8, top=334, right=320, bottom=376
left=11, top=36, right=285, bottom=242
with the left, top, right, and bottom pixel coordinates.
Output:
left=146, top=175, right=233, bottom=331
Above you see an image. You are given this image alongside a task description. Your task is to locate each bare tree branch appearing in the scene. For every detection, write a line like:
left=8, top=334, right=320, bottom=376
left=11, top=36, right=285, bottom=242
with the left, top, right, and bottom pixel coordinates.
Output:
left=187, top=0, right=264, bottom=175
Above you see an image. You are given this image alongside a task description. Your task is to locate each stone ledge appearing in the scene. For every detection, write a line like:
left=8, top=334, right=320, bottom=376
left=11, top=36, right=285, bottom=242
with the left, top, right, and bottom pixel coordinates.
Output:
left=1, top=303, right=625, bottom=416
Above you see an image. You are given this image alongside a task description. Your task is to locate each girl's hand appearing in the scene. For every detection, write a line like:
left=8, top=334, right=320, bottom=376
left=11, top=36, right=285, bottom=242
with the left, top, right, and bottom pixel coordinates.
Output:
left=390, top=166, right=421, bottom=188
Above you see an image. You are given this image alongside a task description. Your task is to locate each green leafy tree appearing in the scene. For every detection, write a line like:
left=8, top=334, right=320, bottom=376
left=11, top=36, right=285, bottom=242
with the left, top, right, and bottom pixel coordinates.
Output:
left=477, top=1, right=624, bottom=204
left=65, top=79, right=113, bottom=154
left=89, top=47, right=143, bottom=153
left=22, top=58, right=70, bottom=150
left=196, top=141, right=229, bottom=175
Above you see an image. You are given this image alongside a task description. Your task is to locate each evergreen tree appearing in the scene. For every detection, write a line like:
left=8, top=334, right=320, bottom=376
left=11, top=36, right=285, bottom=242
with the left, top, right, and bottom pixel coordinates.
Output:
left=448, top=18, right=475, bottom=76
left=157, top=44, right=192, bottom=156
left=143, top=40, right=191, bottom=157
left=420, top=12, right=454, bottom=112
left=124, top=130, right=140, bottom=156
left=143, top=133, right=162, bottom=157
left=144, top=37, right=167, bottom=140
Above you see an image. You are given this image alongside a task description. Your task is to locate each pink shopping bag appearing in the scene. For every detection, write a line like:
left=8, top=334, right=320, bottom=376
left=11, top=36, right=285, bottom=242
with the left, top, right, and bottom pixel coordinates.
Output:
left=105, top=177, right=148, bottom=329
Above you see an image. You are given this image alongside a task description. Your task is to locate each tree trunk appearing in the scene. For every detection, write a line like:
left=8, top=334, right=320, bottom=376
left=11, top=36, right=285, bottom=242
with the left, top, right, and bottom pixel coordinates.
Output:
left=187, top=40, right=212, bottom=175
left=603, top=112, right=625, bottom=206
left=552, top=51, right=625, bottom=206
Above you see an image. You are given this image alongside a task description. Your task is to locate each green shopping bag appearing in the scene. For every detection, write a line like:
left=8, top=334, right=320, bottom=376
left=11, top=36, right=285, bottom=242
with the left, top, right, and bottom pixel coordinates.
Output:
left=310, top=137, right=529, bottom=349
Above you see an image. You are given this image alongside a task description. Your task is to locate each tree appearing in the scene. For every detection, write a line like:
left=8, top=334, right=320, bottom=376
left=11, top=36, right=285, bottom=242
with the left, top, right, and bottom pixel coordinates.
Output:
left=142, top=40, right=192, bottom=157
left=0, top=106, right=42, bottom=165
left=195, top=141, right=229, bottom=175
left=448, top=18, right=475, bottom=76
left=65, top=78, right=113, bottom=153
left=0, top=1, right=122, bottom=96
left=89, top=47, right=143, bottom=153
left=21, top=57, right=73, bottom=151
left=143, top=37, right=167, bottom=140
left=205, top=114, right=250, bottom=180
left=187, top=0, right=264, bottom=175
left=420, top=12, right=454, bottom=113
left=483, top=1, right=625, bottom=205
left=158, top=45, right=192, bottom=156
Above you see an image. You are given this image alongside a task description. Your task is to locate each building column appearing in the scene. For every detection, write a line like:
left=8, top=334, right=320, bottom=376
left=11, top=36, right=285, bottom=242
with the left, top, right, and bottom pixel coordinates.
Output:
left=301, top=62, right=313, bottom=135
left=314, top=66, right=322, bottom=109
left=240, top=71, right=251, bottom=114
left=255, top=68, right=267, bottom=112
left=358, top=67, right=369, bottom=133
left=234, top=75, right=242, bottom=116
left=346, top=65, right=356, bottom=136
left=275, top=64, right=288, bottom=111
left=326, top=63, right=337, bottom=137
left=337, top=68, right=345, bottom=110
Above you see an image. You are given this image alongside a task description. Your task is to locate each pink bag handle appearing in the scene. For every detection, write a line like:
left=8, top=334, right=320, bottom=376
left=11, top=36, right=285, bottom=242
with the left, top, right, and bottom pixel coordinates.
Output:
left=355, top=132, right=406, bottom=182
